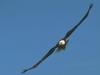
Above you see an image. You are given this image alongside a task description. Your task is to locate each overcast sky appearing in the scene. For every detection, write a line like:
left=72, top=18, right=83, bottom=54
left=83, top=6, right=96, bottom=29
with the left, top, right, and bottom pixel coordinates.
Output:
left=0, top=0, right=99, bottom=75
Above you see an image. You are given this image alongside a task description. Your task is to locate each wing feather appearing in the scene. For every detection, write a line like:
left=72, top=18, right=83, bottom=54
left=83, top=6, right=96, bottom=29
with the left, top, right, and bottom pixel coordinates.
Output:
left=64, top=4, right=93, bottom=39
left=22, top=44, right=58, bottom=73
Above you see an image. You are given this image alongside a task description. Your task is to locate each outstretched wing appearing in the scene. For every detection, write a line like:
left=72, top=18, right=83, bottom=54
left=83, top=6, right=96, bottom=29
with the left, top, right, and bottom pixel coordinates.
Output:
left=22, top=44, right=58, bottom=73
left=64, top=4, right=93, bottom=39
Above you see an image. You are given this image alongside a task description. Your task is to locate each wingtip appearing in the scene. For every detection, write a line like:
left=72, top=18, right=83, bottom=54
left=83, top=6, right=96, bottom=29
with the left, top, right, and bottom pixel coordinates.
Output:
left=89, top=3, right=93, bottom=9
left=21, top=69, right=28, bottom=74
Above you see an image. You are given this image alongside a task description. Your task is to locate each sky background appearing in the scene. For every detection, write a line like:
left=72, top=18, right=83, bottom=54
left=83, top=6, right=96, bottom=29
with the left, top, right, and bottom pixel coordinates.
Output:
left=0, top=0, right=100, bottom=75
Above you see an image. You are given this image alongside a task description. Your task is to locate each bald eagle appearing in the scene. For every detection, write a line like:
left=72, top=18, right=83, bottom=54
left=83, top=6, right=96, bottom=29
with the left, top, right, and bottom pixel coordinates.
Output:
left=22, top=4, right=93, bottom=73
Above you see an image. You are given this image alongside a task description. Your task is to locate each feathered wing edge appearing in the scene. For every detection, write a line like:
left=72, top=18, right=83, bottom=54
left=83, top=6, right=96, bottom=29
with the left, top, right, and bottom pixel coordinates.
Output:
left=64, top=4, right=93, bottom=40
left=22, top=44, right=58, bottom=73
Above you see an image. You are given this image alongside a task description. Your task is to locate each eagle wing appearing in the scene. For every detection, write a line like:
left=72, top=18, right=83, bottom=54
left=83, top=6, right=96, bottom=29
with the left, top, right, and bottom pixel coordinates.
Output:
left=64, top=4, right=93, bottom=40
left=22, top=44, right=58, bottom=73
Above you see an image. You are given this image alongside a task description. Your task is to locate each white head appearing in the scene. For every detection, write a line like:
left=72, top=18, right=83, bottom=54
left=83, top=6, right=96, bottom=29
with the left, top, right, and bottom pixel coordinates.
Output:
left=58, top=40, right=66, bottom=46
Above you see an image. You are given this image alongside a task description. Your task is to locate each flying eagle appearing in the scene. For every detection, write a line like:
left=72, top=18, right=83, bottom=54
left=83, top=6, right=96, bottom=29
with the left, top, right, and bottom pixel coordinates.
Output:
left=22, top=4, right=93, bottom=73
